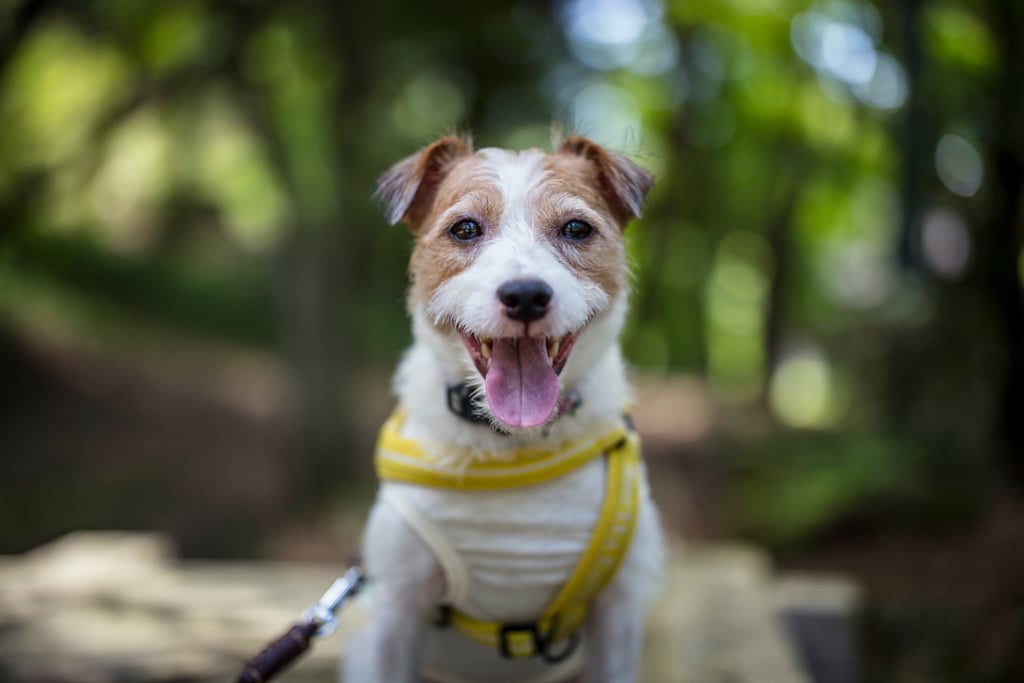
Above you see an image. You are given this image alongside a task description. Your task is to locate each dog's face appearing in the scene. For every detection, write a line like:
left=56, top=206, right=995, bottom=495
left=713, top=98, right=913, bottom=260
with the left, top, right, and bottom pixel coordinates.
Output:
left=377, top=136, right=652, bottom=430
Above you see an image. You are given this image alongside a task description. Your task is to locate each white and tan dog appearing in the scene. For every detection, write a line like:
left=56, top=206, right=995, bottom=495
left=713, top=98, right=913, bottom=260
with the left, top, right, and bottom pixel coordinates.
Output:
left=345, top=135, right=664, bottom=683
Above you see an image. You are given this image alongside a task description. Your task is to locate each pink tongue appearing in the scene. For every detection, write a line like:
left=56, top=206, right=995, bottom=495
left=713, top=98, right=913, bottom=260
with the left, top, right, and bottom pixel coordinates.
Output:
left=485, top=337, right=560, bottom=428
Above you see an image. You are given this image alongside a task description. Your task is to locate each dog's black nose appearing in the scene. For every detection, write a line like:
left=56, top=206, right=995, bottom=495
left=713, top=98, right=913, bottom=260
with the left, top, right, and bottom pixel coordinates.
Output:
left=497, top=279, right=553, bottom=323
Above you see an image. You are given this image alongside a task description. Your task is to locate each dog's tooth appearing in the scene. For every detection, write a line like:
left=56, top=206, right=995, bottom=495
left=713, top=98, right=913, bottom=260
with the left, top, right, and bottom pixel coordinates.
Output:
left=481, top=340, right=492, bottom=359
left=547, top=338, right=560, bottom=360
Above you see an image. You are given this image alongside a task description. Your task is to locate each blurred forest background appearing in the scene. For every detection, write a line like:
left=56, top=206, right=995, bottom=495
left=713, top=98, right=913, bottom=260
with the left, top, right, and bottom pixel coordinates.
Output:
left=0, top=0, right=1022, bottom=680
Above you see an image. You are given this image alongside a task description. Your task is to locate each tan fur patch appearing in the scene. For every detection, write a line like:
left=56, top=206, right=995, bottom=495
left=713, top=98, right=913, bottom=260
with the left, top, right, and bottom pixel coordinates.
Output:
left=536, top=154, right=629, bottom=298
left=406, top=157, right=506, bottom=315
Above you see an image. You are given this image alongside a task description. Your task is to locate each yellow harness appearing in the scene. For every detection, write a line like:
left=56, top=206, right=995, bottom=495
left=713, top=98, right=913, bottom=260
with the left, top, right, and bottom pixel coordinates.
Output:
left=374, top=409, right=641, bottom=660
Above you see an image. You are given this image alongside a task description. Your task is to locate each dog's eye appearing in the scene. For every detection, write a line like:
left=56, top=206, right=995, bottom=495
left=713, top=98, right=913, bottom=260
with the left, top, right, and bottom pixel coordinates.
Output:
left=450, top=219, right=483, bottom=241
left=560, top=220, right=593, bottom=241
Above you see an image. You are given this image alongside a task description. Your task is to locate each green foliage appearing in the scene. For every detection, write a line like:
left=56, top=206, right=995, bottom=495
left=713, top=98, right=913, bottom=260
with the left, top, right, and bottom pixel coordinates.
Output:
left=728, top=432, right=984, bottom=548
left=0, top=0, right=1020, bottom=522
left=0, top=20, right=129, bottom=171
left=923, top=3, right=997, bottom=74
left=0, top=227, right=271, bottom=345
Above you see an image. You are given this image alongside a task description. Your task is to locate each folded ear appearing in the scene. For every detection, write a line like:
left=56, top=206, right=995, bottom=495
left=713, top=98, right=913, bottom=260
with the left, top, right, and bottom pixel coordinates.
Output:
left=558, top=136, right=654, bottom=223
left=375, top=136, right=473, bottom=227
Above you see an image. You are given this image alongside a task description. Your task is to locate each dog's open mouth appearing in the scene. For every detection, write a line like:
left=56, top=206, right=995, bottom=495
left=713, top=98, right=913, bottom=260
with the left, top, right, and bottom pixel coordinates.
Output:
left=459, top=330, right=580, bottom=429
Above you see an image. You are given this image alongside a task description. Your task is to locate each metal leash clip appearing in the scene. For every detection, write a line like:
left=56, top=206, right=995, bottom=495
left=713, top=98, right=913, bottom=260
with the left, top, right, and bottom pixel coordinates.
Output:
left=237, top=562, right=365, bottom=683
left=301, top=564, right=365, bottom=637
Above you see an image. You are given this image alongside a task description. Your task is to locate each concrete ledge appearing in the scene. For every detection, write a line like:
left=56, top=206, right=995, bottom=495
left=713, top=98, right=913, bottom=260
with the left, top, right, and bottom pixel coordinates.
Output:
left=0, top=532, right=860, bottom=682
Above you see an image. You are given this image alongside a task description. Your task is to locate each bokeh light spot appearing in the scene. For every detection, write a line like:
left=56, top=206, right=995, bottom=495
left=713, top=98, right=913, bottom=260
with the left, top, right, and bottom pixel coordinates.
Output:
left=770, top=348, right=836, bottom=428
left=852, top=52, right=907, bottom=110
left=706, top=231, right=772, bottom=400
left=935, top=133, right=983, bottom=197
left=560, top=0, right=662, bottom=71
left=821, top=21, right=876, bottom=85
left=390, top=71, right=469, bottom=140
left=571, top=82, right=642, bottom=145
left=921, top=208, right=971, bottom=280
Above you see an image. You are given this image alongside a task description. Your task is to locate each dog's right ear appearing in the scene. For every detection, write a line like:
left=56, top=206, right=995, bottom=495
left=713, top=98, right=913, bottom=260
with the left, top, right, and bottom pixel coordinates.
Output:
left=374, top=136, right=473, bottom=227
left=558, top=136, right=654, bottom=225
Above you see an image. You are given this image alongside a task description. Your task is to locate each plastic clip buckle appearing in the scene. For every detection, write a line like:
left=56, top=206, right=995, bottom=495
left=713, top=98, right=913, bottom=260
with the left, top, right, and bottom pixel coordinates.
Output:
left=498, top=623, right=543, bottom=659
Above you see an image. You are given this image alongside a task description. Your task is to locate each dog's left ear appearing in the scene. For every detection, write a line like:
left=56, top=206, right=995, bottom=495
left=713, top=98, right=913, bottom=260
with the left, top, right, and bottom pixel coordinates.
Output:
left=558, top=137, right=654, bottom=224
left=375, top=136, right=474, bottom=228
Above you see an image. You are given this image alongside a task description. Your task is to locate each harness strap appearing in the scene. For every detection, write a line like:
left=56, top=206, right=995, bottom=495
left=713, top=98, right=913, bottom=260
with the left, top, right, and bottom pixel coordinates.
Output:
left=376, top=409, right=629, bottom=491
left=381, top=487, right=470, bottom=605
left=443, top=431, right=641, bottom=659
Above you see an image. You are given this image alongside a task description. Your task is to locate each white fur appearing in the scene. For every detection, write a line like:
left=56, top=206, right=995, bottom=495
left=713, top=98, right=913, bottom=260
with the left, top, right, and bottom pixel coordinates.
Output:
left=346, top=144, right=664, bottom=683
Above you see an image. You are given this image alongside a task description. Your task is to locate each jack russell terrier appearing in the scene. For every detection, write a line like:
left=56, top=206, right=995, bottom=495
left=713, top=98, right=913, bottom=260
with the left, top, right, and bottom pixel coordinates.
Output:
left=345, top=134, right=664, bottom=683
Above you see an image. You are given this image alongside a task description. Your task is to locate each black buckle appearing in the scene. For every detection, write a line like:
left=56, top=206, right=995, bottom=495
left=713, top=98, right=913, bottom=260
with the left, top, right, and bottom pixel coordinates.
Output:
left=497, top=622, right=580, bottom=664
left=498, top=622, right=543, bottom=659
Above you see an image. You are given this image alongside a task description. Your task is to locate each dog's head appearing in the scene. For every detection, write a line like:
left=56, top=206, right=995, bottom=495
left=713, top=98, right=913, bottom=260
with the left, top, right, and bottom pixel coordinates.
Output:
left=377, top=135, right=653, bottom=431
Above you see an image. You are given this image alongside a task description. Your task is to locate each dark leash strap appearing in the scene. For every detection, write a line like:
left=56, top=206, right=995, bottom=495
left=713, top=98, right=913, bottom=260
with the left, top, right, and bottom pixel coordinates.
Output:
left=237, top=562, right=365, bottom=683
left=238, top=621, right=319, bottom=683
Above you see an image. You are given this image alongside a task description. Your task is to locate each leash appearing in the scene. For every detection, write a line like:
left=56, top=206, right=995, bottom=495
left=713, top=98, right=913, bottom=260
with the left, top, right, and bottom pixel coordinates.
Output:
left=236, top=562, right=365, bottom=683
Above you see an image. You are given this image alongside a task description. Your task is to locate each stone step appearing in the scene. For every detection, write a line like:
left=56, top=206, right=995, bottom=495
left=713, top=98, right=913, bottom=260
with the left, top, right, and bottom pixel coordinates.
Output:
left=0, top=532, right=860, bottom=682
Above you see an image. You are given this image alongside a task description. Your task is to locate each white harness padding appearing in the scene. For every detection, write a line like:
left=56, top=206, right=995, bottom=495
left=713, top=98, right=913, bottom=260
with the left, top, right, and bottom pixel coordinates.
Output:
left=378, top=457, right=609, bottom=683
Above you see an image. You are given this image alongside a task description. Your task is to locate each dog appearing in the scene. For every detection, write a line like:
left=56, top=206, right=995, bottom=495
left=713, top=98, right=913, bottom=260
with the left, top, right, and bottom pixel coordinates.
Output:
left=344, top=134, right=664, bottom=683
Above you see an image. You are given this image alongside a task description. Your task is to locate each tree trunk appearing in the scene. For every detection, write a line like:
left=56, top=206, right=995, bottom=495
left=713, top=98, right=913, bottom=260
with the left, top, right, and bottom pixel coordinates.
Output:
left=984, top=0, right=1024, bottom=488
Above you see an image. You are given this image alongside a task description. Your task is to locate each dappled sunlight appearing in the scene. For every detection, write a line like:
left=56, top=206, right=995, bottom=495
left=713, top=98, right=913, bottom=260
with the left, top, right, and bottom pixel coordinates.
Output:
left=923, top=3, right=997, bottom=72
left=705, top=231, right=771, bottom=400
left=790, top=0, right=906, bottom=111
left=89, top=112, right=171, bottom=252
left=1, top=22, right=129, bottom=169
left=795, top=81, right=858, bottom=147
left=390, top=70, right=471, bottom=141
left=769, top=346, right=844, bottom=428
left=814, top=179, right=901, bottom=310
left=560, top=0, right=668, bottom=72
left=822, top=239, right=893, bottom=309
left=851, top=52, right=906, bottom=110
left=192, top=96, right=289, bottom=251
left=935, top=132, right=984, bottom=198
left=570, top=82, right=643, bottom=146
left=921, top=207, right=971, bottom=281
left=138, top=2, right=211, bottom=74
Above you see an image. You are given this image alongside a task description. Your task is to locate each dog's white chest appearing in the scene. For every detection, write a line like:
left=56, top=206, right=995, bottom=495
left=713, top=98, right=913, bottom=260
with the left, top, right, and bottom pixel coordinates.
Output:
left=381, top=457, right=605, bottom=621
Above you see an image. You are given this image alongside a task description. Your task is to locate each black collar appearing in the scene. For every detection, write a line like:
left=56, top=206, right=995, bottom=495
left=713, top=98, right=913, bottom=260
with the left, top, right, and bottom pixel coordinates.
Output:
left=446, top=383, right=492, bottom=426
left=445, top=384, right=583, bottom=431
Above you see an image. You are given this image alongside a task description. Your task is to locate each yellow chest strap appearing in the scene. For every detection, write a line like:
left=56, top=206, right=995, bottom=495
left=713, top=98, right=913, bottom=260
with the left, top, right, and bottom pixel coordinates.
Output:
left=374, top=410, right=641, bottom=660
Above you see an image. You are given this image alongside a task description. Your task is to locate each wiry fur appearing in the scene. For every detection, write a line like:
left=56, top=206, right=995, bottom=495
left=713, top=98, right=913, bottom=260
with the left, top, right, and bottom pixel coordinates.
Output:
left=346, top=136, right=663, bottom=683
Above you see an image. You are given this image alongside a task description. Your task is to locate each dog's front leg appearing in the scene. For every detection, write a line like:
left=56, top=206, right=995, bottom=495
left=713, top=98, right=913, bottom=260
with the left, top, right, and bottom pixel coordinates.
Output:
left=343, top=498, right=444, bottom=683
left=581, top=497, right=664, bottom=683
left=581, top=580, right=645, bottom=683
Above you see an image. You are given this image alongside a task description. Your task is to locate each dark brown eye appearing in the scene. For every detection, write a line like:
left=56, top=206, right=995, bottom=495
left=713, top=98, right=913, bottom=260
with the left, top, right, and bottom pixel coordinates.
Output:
left=450, top=219, right=483, bottom=241
left=561, top=219, right=593, bottom=241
